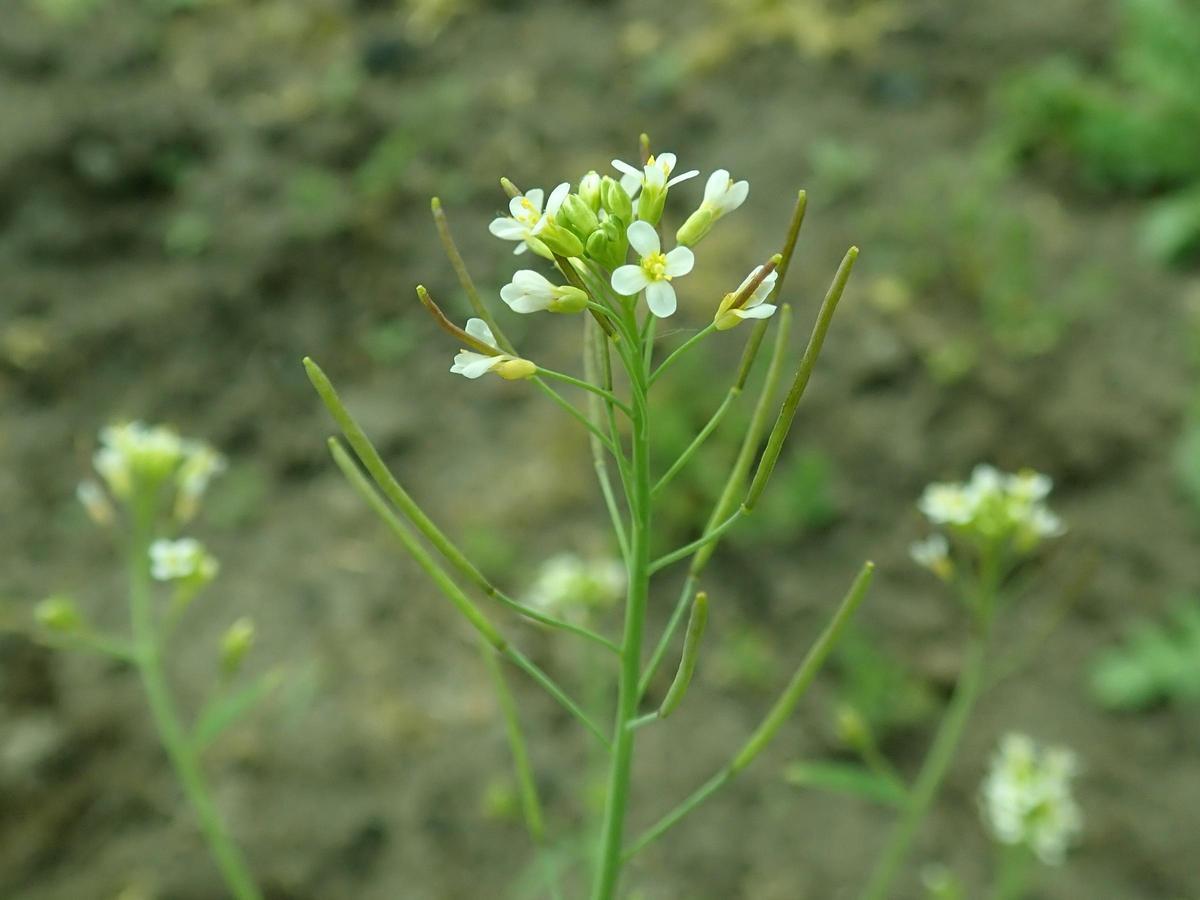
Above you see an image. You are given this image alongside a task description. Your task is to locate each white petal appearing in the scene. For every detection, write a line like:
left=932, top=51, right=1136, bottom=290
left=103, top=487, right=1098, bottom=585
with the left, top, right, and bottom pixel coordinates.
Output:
left=490, top=218, right=526, bottom=239
left=704, top=169, right=730, bottom=204
left=663, top=246, right=694, bottom=277
left=545, top=182, right=570, bottom=216
left=612, top=265, right=650, bottom=296
left=736, top=303, right=776, bottom=320
left=513, top=269, right=554, bottom=291
left=464, top=317, right=496, bottom=346
left=627, top=220, right=660, bottom=257
left=505, top=294, right=551, bottom=314
left=513, top=241, right=527, bottom=255
left=451, top=351, right=502, bottom=379
left=666, top=169, right=700, bottom=188
left=524, top=189, right=544, bottom=212
left=508, top=196, right=526, bottom=217
left=656, top=152, right=677, bottom=173
left=749, top=269, right=778, bottom=306
left=619, top=171, right=642, bottom=197
left=723, top=179, right=749, bottom=213
left=645, top=280, right=677, bottom=318
left=612, top=159, right=640, bottom=177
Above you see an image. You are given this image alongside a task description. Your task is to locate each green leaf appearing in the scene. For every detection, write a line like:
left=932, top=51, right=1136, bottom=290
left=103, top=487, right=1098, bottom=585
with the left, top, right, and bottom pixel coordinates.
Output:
left=1089, top=597, right=1200, bottom=711
left=784, top=760, right=908, bottom=808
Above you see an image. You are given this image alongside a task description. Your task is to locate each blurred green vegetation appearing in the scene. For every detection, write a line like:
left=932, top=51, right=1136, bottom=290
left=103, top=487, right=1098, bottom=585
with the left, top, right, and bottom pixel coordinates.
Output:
left=1090, top=597, right=1200, bottom=710
left=997, top=0, right=1200, bottom=264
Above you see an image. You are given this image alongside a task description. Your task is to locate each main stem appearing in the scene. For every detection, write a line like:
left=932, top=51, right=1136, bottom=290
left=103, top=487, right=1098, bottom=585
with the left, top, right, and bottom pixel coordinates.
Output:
left=129, top=497, right=262, bottom=900
left=591, top=324, right=652, bottom=900
left=859, top=626, right=990, bottom=900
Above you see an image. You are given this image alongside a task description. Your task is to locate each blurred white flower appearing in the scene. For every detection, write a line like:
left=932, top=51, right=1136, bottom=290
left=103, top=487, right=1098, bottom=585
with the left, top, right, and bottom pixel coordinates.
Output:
left=526, top=553, right=625, bottom=622
left=909, top=533, right=952, bottom=579
left=917, top=465, right=1064, bottom=552
left=93, top=421, right=186, bottom=498
left=610, top=221, right=694, bottom=318
left=918, top=482, right=977, bottom=526
left=149, top=537, right=219, bottom=583
left=488, top=183, right=570, bottom=255
left=980, top=733, right=1082, bottom=866
left=175, top=442, right=227, bottom=521
left=450, top=318, right=536, bottom=381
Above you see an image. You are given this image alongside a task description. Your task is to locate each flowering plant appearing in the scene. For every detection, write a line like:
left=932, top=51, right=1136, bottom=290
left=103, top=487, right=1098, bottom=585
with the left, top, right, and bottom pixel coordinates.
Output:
left=306, top=135, right=869, bottom=898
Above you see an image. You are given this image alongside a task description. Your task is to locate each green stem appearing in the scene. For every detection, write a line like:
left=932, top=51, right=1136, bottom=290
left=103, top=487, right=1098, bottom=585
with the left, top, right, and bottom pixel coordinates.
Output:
left=990, top=841, right=1033, bottom=900
left=625, top=562, right=875, bottom=860
left=649, top=323, right=716, bottom=386
left=590, top=310, right=653, bottom=900
left=533, top=378, right=621, bottom=455
left=128, top=498, right=261, bottom=900
left=537, top=367, right=632, bottom=417
left=859, top=626, right=992, bottom=900
left=657, top=590, right=708, bottom=719
left=648, top=509, right=745, bottom=575
left=652, top=387, right=739, bottom=497
left=584, top=319, right=630, bottom=561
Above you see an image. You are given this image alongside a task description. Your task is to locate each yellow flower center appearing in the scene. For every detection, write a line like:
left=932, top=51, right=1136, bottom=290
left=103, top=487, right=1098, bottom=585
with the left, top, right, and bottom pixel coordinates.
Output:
left=516, top=197, right=540, bottom=225
left=641, top=251, right=669, bottom=281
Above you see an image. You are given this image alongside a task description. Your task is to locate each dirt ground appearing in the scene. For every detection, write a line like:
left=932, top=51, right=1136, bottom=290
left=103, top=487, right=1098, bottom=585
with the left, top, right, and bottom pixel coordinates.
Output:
left=2, top=0, right=1198, bottom=897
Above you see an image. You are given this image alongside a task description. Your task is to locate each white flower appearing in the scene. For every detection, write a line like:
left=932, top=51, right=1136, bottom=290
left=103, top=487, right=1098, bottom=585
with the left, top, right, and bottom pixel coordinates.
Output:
left=918, top=481, right=977, bottom=525
left=715, top=265, right=778, bottom=328
left=500, top=270, right=587, bottom=314
left=76, top=479, right=114, bottom=525
left=980, top=733, right=1082, bottom=866
left=450, top=318, right=535, bottom=380
left=488, top=183, right=570, bottom=255
left=611, top=152, right=699, bottom=198
left=526, top=553, right=625, bottom=622
left=149, top=537, right=219, bottom=582
left=93, top=421, right=186, bottom=498
left=701, top=168, right=749, bottom=218
left=909, top=533, right=950, bottom=570
left=610, top=221, right=694, bottom=318
left=1005, top=469, right=1053, bottom=504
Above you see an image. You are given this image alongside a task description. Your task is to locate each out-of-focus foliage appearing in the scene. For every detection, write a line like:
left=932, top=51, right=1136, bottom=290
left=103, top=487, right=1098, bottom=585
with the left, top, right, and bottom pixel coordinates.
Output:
left=997, top=0, right=1200, bottom=264
left=1089, top=598, right=1200, bottom=710
left=831, top=629, right=936, bottom=738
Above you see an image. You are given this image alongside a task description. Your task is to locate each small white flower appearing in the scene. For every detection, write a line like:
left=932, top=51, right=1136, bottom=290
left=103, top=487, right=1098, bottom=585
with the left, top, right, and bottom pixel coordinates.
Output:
left=909, top=533, right=950, bottom=570
left=450, top=318, right=535, bottom=380
left=76, top=478, right=114, bottom=525
left=93, top=421, right=186, bottom=498
left=701, top=168, right=749, bottom=218
left=610, top=221, right=694, bottom=317
left=716, top=265, right=778, bottom=328
left=918, top=482, right=977, bottom=525
left=488, top=183, right=570, bottom=255
left=611, top=152, right=699, bottom=198
left=1005, top=469, right=1053, bottom=504
left=980, top=733, right=1082, bottom=866
left=149, top=537, right=219, bottom=582
left=1029, top=506, right=1066, bottom=539
left=526, top=553, right=625, bottom=622
left=500, top=270, right=587, bottom=314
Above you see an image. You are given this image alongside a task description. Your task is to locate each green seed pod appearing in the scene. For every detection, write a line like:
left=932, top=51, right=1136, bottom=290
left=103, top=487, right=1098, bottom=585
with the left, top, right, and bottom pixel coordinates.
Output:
left=676, top=206, right=714, bottom=248
left=600, top=176, right=633, bottom=223
left=535, top=219, right=585, bottom=259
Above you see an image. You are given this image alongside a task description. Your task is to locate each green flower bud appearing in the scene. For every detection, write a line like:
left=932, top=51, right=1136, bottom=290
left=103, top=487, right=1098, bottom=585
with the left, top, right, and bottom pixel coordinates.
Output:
left=535, top=220, right=585, bottom=259
left=220, top=617, right=255, bottom=677
left=637, top=182, right=666, bottom=226
left=675, top=206, right=714, bottom=247
left=36, top=595, right=82, bottom=633
left=600, top=176, right=633, bottom=223
left=585, top=219, right=629, bottom=270
left=578, top=171, right=601, bottom=212
left=549, top=286, right=589, bottom=314
left=495, top=357, right=538, bottom=380
left=556, top=193, right=600, bottom=241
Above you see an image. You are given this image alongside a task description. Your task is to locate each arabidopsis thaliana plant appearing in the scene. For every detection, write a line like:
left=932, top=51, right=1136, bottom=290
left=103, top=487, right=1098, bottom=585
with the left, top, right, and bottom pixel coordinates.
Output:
left=488, top=184, right=570, bottom=255
left=610, top=221, right=694, bottom=318
left=450, top=318, right=536, bottom=380
left=501, top=270, right=588, bottom=314
left=701, top=168, right=749, bottom=218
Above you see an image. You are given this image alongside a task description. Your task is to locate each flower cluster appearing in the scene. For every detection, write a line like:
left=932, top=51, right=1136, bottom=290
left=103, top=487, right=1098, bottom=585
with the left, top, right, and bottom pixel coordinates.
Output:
left=150, top=537, right=220, bottom=584
left=82, top=421, right=226, bottom=523
left=912, top=465, right=1064, bottom=570
left=525, top=553, right=625, bottom=624
left=430, top=147, right=764, bottom=380
left=980, top=733, right=1082, bottom=865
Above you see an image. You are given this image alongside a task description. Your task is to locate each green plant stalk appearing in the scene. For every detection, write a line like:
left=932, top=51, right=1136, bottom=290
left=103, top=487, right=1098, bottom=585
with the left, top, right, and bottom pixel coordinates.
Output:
left=584, top=319, right=630, bottom=560
left=649, top=323, right=716, bottom=385
left=329, top=439, right=610, bottom=747
left=431, top=197, right=515, bottom=354
left=648, top=509, right=745, bottom=575
left=590, top=311, right=653, bottom=900
left=625, top=562, right=875, bottom=859
left=859, top=628, right=992, bottom=900
left=658, top=590, right=708, bottom=718
left=652, top=388, right=739, bottom=497
left=128, top=496, right=261, bottom=900
left=307, top=358, right=618, bottom=653
left=537, top=366, right=632, bottom=416
left=480, top=640, right=563, bottom=900
left=990, top=840, right=1033, bottom=900
left=637, top=305, right=793, bottom=701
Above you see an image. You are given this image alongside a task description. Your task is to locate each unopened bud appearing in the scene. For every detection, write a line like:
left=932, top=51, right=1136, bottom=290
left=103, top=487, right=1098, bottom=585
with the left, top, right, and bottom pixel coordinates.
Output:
left=676, top=206, right=714, bottom=247
left=578, top=171, right=602, bottom=212
left=495, top=358, right=538, bottom=380
left=220, top=617, right=255, bottom=677
left=36, top=595, right=82, bottom=633
left=585, top=219, right=629, bottom=270
left=600, top=176, right=633, bottom=222
left=549, top=286, right=589, bottom=314
left=556, top=193, right=600, bottom=241
left=835, top=705, right=870, bottom=749
left=535, top=220, right=584, bottom=259
left=637, top=182, right=666, bottom=226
